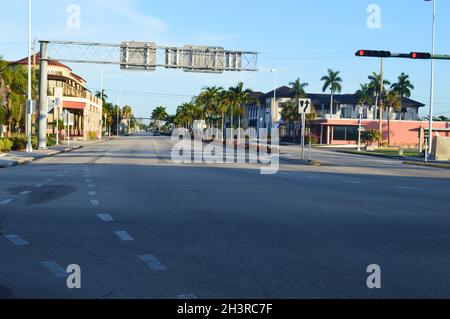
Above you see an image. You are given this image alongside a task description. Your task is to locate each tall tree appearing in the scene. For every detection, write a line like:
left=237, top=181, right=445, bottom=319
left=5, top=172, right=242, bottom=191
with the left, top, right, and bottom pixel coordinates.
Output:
left=390, top=73, right=414, bottom=121
left=321, top=69, right=343, bottom=116
left=151, top=106, right=168, bottom=132
left=289, top=78, right=308, bottom=138
left=383, top=90, right=401, bottom=145
left=280, top=100, right=298, bottom=140
left=355, top=84, right=372, bottom=116
left=227, top=82, right=255, bottom=142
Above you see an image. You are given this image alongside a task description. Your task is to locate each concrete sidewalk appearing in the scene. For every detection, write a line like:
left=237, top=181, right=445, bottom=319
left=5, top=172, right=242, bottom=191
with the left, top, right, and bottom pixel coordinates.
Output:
left=0, top=139, right=111, bottom=168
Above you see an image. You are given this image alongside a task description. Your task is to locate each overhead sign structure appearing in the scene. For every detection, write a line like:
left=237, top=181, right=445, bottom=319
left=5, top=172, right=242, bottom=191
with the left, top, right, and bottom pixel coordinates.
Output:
left=36, top=40, right=259, bottom=149
left=298, top=99, right=312, bottom=114
left=120, top=42, right=157, bottom=71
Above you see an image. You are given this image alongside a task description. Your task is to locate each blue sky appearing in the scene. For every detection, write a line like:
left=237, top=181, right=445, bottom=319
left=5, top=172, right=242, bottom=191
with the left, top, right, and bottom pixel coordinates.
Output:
left=1, top=0, right=449, bottom=118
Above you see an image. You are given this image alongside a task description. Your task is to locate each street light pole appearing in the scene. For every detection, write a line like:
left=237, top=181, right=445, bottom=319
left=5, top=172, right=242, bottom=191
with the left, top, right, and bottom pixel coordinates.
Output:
left=271, top=69, right=277, bottom=129
left=100, top=64, right=105, bottom=137
left=425, top=0, right=437, bottom=163
left=26, top=0, right=33, bottom=153
left=116, top=90, right=120, bottom=137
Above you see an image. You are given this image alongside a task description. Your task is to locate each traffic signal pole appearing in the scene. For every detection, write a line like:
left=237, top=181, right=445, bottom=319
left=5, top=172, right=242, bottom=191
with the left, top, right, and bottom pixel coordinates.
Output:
left=356, top=48, right=450, bottom=161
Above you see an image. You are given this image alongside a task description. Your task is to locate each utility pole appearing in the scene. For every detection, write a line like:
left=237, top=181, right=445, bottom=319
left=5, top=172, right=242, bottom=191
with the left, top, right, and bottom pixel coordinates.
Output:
left=271, top=69, right=277, bottom=130
left=26, top=0, right=33, bottom=153
left=378, top=57, right=384, bottom=147
left=116, top=90, right=120, bottom=137
left=426, top=0, right=437, bottom=163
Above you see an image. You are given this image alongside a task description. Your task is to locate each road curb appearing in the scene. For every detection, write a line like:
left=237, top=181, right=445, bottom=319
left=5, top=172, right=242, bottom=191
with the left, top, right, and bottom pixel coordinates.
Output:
left=336, top=150, right=406, bottom=160
left=0, top=145, right=84, bottom=169
left=403, top=161, right=450, bottom=169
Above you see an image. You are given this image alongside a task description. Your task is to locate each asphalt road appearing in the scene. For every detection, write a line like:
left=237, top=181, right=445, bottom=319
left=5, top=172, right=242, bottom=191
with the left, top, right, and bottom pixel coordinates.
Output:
left=0, top=135, right=449, bottom=299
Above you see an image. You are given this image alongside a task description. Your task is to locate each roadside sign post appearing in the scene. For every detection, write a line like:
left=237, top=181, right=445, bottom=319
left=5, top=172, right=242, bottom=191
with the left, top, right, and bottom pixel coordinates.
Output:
left=298, top=99, right=312, bottom=161
left=358, top=107, right=363, bottom=152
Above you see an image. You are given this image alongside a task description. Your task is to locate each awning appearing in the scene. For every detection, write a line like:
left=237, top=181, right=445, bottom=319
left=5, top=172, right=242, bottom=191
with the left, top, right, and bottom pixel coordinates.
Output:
left=63, top=101, right=86, bottom=110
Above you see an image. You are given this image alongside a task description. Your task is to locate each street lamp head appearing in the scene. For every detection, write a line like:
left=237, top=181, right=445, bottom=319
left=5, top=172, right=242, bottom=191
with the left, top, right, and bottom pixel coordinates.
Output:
left=270, top=69, right=277, bottom=73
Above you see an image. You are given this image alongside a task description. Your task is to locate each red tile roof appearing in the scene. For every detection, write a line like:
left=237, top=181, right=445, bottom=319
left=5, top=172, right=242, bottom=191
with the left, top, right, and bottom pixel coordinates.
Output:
left=12, top=53, right=73, bottom=71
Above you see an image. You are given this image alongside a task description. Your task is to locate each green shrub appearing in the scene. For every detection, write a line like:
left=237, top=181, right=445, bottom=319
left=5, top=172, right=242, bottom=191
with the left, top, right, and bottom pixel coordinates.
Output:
left=46, top=134, right=57, bottom=147
left=0, top=138, right=13, bottom=152
left=10, top=135, right=27, bottom=151
left=361, top=129, right=382, bottom=145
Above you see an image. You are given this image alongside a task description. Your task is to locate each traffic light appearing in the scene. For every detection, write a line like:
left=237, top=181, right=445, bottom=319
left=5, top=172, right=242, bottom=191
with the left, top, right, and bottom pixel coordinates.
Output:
left=410, top=52, right=432, bottom=60
left=355, top=50, right=391, bottom=58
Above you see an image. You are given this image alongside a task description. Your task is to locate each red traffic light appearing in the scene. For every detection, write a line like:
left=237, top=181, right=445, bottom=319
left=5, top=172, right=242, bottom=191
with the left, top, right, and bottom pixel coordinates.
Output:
left=355, top=50, right=391, bottom=58
left=410, top=52, right=431, bottom=59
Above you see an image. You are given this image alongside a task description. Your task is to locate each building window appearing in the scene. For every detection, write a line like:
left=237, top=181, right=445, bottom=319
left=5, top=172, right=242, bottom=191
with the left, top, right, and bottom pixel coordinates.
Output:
left=333, top=126, right=358, bottom=141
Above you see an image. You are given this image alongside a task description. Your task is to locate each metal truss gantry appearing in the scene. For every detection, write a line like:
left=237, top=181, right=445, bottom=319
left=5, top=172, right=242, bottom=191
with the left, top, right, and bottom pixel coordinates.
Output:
left=37, top=40, right=259, bottom=149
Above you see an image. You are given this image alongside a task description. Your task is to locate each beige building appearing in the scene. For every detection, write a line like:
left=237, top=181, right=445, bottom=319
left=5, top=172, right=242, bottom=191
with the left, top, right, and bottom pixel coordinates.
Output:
left=12, top=53, right=102, bottom=140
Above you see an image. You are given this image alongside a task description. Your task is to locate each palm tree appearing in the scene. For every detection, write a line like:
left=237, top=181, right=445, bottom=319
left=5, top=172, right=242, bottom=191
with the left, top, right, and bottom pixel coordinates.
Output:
left=216, top=90, right=230, bottom=140
left=289, top=78, right=308, bottom=138
left=1, top=66, right=27, bottom=136
left=383, top=90, right=401, bottom=145
left=95, top=90, right=108, bottom=104
left=321, top=69, right=343, bottom=116
left=197, top=86, right=223, bottom=130
left=122, top=105, right=133, bottom=132
left=368, top=72, right=391, bottom=118
left=391, top=73, right=414, bottom=120
left=355, top=84, right=372, bottom=116
left=152, top=106, right=168, bottom=132
left=227, top=82, right=255, bottom=142
left=281, top=100, right=299, bottom=140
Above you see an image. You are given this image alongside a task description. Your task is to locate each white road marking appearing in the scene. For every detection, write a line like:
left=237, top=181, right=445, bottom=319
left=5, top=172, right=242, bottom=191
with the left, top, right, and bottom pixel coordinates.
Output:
left=138, top=255, right=167, bottom=271
left=115, top=231, right=134, bottom=241
left=87, top=184, right=95, bottom=188
left=5, top=235, right=29, bottom=246
left=56, top=174, right=63, bottom=177
left=85, top=179, right=93, bottom=183
left=90, top=199, right=100, bottom=206
left=0, top=199, right=15, bottom=205
left=40, top=261, right=68, bottom=278
left=19, top=191, right=31, bottom=195
left=395, top=186, right=421, bottom=190
left=306, top=176, right=321, bottom=179
left=177, top=294, right=198, bottom=300
left=88, top=191, right=97, bottom=196
left=97, top=214, right=114, bottom=222
left=34, top=184, right=43, bottom=188
left=45, top=179, right=54, bottom=183
left=344, top=180, right=362, bottom=184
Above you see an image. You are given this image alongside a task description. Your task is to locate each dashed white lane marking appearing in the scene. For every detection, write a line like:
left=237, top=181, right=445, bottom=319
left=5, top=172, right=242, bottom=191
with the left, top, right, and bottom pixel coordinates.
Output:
left=5, top=235, right=29, bottom=246
left=85, top=179, right=93, bottom=183
left=306, top=176, right=321, bottom=179
left=40, top=261, right=68, bottom=278
left=90, top=199, right=100, bottom=206
left=177, top=294, right=198, bottom=300
left=88, top=191, right=97, bottom=196
left=395, top=186, right=421, bottom=190
left=87, top=184, right=95, bottom=188
left=97, top=214, right=114, bottom=222
left=138, top=255, right=167, bottom=271
left=56, top=174, right=63, bottom=177
left=0, top=199, right=15, bottom=205
left=19, top=191, right=31, bottom=195
left=45, top=179, right=54, bottom=183
left=344, top=180, right=362, bottom=184
left=115, top=231, right=134, bottom=241
left=34, top=184, right=43, bottom=188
